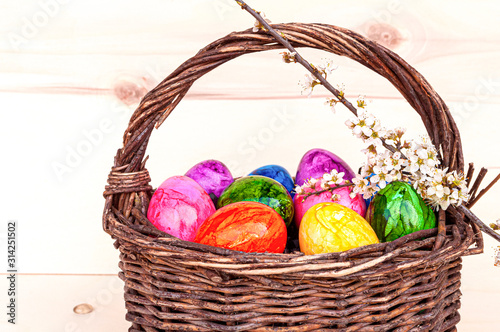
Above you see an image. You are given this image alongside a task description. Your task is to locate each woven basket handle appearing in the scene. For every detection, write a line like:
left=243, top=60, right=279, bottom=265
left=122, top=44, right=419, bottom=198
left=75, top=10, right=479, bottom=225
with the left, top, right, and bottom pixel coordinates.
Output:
left=117, top=23, right=463, bottom=173
left=104, top=23, right=464, bottom=226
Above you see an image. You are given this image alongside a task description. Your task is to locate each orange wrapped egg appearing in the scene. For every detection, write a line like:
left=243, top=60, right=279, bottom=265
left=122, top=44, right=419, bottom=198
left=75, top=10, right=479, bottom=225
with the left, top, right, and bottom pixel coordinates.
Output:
left=194, top=201, right=287, bottom=253
left=299, top=202, right=379, bottom=255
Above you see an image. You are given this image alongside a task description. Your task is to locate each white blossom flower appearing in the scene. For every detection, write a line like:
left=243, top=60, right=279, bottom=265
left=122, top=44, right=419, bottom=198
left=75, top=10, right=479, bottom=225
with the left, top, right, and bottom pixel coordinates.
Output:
left=353, top=125, right=363, bottom=137
left=395, top=127, right=406, bottom=136
left=317, top=59, right=337, bottom=77
left=357, top=95, right=367, bottom=108
left=362, top=185, right=379, bottom=199
left=364, top=115, right=376, bottom=127
left=352, top=174, right=370, bottom=197
left=320, top=181, right=330, bottom=190
left=345, top=117, right=356, bottom=129
left=325, top=98, right=338, bottom=114
left=252, top=12, right=271, bottom=32
left=329, top=169, right=345, bottom=184
left=331, top=193, right=341, bottom=201
left=295, top=185, right=304, bottom=195
left=281, top=51, right=297, bottom=63
left=390, top=169, right=402, bottom=181
left=414, top=166, right=469, bottom=210
left=388, top=152, right=406, bottom=171
left=307, top=178, right=318, bottom=187
left=494, top=246, right=500, bottom=267
left=362, top=126, right=373, bottom=137
left=420, top=164, right=432, bottom=175
left=322, top=173, right=333, bottom=182
left=385, top=139, right=396, bottom=147
left=298, top=90, right=470, bottom=209
left=439, top=198, right=451, bottom=210
left=417, top=148, right=428, bottom=160
left=299, top=74, right=319, bottom=96
left=352, top=174, right=367, bottom=185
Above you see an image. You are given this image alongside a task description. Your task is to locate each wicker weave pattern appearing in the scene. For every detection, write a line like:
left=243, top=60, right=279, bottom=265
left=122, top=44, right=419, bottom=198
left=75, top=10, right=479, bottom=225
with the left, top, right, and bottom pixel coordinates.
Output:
left=103, top=23, right=482, bottom=331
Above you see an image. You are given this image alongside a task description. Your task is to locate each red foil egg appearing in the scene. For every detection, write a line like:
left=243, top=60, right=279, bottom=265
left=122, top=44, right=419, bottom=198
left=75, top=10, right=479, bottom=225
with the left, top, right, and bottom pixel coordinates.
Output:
left=194, top=201, right=287, bottom=253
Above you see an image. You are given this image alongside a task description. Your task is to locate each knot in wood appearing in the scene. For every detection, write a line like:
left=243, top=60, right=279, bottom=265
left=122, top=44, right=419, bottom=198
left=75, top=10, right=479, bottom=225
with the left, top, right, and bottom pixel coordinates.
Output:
left=113, top=79, right=148, bottom=105
left=365, top=23, right=402, bottom=49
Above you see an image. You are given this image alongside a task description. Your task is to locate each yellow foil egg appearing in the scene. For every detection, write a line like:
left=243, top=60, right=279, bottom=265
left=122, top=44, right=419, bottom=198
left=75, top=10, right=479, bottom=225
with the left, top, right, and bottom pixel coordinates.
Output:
left=299, top=202, right=379, bottom=255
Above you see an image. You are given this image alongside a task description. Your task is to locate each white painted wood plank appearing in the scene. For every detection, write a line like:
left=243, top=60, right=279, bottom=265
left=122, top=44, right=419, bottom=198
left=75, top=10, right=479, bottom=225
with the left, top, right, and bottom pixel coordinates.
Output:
left=0, top=0, right=499, bottom=329
left=1, top=0, right=500, bottom=102
left=0, top=274, right=129, bottom=332
left=0, top=274, right=497, bottom=331
left=1, top=95, right=498, bottom=274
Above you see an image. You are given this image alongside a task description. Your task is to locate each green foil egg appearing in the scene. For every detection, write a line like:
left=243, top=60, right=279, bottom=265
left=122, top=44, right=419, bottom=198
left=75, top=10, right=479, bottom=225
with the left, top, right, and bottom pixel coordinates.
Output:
left=366, top=181, right=436, bottom=242
left=217, top=175, right=294, bottom=226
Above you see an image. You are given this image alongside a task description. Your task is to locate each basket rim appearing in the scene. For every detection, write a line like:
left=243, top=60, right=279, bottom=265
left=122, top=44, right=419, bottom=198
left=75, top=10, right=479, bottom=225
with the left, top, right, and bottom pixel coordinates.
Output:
left=107, top=209, right=478, bottom=277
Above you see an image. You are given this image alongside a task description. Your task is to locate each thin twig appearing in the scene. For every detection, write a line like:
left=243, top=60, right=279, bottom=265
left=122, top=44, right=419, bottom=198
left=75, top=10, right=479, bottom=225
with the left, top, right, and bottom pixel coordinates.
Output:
left=236, top=0, right=399, bottom=155
left=300, top=182, right=354, bottom=202
left=467, top=172, right=500, bottom=209
left=468, top=167, right=488, bottom=202
left=465, top=162, right=474, bottom=188
left=458, top=205, right=500, bottom=243
left=237, top=1, right=483, bottom=220
left=236, top=0, right=357, bottom=115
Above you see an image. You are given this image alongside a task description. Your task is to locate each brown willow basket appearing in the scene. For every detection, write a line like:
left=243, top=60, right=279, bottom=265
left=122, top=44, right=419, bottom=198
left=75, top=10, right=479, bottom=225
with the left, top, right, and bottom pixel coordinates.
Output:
left=103, top=23, right=484, bottom=331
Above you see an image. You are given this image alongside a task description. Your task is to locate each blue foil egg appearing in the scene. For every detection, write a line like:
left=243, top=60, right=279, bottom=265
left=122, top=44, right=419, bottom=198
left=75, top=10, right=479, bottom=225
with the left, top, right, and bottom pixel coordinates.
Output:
left=249, top=165, right=295, bottom=198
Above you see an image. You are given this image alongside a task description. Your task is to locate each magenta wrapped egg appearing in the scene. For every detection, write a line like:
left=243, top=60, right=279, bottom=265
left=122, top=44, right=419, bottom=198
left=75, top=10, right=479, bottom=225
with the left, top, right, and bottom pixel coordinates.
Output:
left=185, top=159, right=234, bottom=204
left=147, top=176, right=216, bottom=241
left=294, top=180, right=366, bottom=228
left=295, top=148, right=356, bottom=186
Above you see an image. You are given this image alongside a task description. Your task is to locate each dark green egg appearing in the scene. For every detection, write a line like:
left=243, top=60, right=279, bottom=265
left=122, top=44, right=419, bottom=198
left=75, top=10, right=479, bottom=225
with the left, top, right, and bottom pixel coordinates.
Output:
left=217, top=175, right=294, bottom=226
left=366, top=181, right=436, bottom=242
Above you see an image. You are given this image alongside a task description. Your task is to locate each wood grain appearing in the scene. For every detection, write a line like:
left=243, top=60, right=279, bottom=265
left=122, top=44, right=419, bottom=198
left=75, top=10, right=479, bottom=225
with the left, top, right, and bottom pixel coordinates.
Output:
left=1, top=1, right=499, bottom=330
left=1, top=0, right=500, bottom=103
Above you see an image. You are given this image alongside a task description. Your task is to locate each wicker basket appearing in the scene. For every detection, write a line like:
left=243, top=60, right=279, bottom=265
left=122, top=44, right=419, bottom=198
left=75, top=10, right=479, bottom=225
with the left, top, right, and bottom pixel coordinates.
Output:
left=103, top=23, right=484, bottom=331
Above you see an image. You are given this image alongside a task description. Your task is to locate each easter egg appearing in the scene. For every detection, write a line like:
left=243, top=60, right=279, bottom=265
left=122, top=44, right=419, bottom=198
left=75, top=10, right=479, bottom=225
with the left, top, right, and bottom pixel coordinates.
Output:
left=147, top=176, right=216, bottom=241
left=294, top=181, right=366, bottom=228
left=185, top=159, right=234, bottom=205
left=295, top=148, right=356, bottom=186
left=249, top=165, right=295, bottom=198
left=194, top=201, right=287, bottom=253
left=217, top=175, right=294, bottom=226
left=299, top=202, right=379, bottom=255
left=366, top=181, right=436, bottom=242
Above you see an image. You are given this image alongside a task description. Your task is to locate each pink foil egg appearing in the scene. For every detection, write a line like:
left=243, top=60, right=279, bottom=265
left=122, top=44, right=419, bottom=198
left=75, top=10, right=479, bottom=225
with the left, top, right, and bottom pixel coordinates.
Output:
left=147, top=176, right=216, bottom=241
left=294, top=180, right=366, bottom=228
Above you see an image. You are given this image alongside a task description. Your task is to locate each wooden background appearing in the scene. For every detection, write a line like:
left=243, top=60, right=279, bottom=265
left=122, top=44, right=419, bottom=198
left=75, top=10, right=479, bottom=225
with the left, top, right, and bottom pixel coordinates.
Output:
left=0, top=0, right=499, bottom=330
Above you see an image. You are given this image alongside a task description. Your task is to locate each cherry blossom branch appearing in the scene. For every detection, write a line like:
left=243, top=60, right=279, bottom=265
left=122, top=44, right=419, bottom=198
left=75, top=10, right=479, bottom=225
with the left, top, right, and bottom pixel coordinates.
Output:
left=236, top=0, right=400, bottom=155
left=235, top=0, right=357, bottom=116
left=237, top=1, right=471, bottom=213
left=299, top=182, right=354, bottom=202
left=458, top=205, right=500, bottom=243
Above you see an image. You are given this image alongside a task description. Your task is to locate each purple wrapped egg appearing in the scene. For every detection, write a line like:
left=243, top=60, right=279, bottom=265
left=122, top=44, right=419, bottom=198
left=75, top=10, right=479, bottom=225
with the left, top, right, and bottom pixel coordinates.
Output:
left=185, top=160, right=234, bottom=203
left=147, top=176, right=216, bottom=241
left=295, top=148, right=356, bottom=186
